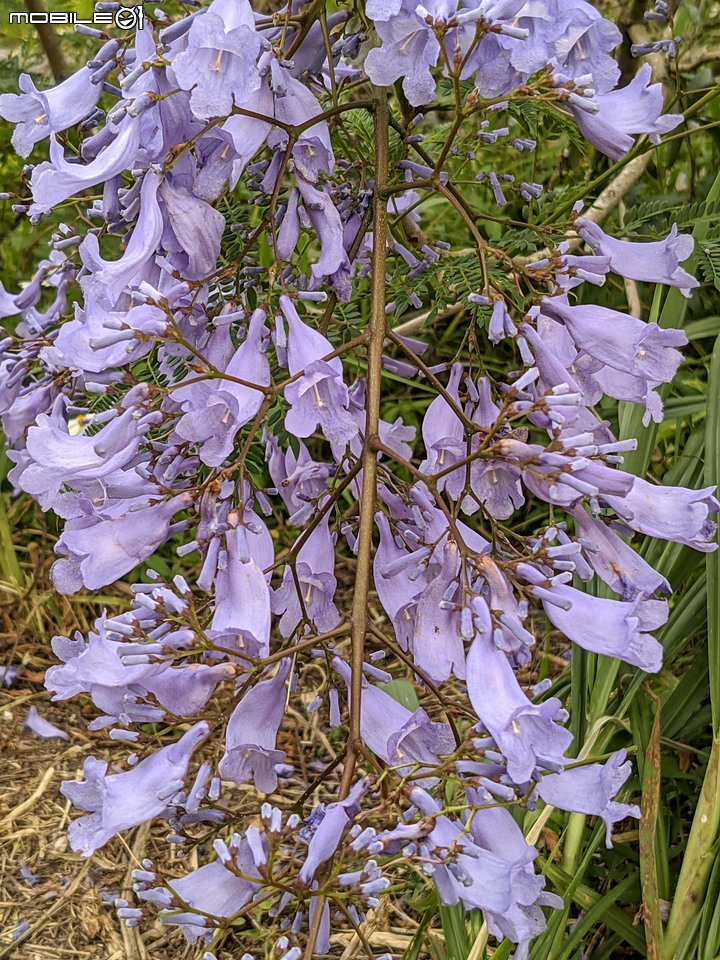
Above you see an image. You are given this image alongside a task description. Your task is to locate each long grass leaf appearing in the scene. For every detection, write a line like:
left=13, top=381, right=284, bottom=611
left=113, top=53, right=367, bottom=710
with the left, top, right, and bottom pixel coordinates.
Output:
left=640, top=690, right=665, bottom=960
left=664, top=738, right=720, bottom=956
left=705, top=333, right=720, bottom=732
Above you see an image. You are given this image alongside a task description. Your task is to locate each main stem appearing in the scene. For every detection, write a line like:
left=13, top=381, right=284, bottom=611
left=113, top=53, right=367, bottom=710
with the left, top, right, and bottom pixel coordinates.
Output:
left=303, top=88, right=389, bottom=960
left=338, top=86, right=389, bottom=799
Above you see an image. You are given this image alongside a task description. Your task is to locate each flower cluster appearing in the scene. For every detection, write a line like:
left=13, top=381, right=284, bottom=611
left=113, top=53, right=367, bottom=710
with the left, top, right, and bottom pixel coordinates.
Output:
left=0, top=0, right=709, bottom=957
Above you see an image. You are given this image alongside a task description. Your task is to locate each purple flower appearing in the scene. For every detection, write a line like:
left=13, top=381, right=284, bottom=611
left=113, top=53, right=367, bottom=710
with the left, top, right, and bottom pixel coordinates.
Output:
left=520, top=320, right=585, bottom=397
left=466, top=626, right=573, bottom=782
left=47, top=611, right=231, bottom=727
left=366, top=0, right=404, bottom=19
left=410, top=785, right=559, bottom=936
left=0, top=68, right=102, bottom=158
left=218, top=659, right=291, bottom=793
left=571, top=64, right=683, bottom=160
left=159, top=178, right=226, bottom=280
left=144, top=662, right=235, bottom=717
left=169, top=0, right=262, bottom=121
left=420, top=367, right=523, bottom=519
left=539, top=297, right=687, bottom=386
left=412, top=791, right=525, bottom=914
left=46, top=617, right=167, bottom=706
left=266, top=434, right=332, bottom=525
left=541, top=1, right=622, bottom=93
left=0, top=664, right=20, bottom=687
left=24, top=705, right=69, bottom=740
left=210, top=525, right=272, bottom=660
left=61, top=722, right=209, bottom=856
left=411, top=538, right=466, bottom=683
left=174, top=309, right=270, bottom=467
left=298, top=778, right=369, bottom=886
left=30, top=117, right=141, bottom=215
left=51, top=493, right=193, bottom=594
left=576, top=217, right=698, bottom=297
left=11, top=919, right=29, bottom=944
left=464, top=799, right=563, bottom=955
left=0, top=280, right=19, bottom=319
left=603, top=478, right=719, bottom=552
left=594, top=364, right=665, bottom=428
left=79, top=171, right=164, bottom=306
left=469, top=378, right=525, bottom=519
left=272, top=517, right=341, bottom=638
left=200, top=81, right=274, bottom=193
left=535, top=749, right=641, bottom=847
left=277, top=73, right=335, bottom=179
left=19, top=864, right=39, bottom=886
left=281, top=296, right=358, bottom=447
left=372, top=511, right=425, bottom=650
left=294, top=174, right=352, bottom=300
left=477, top=555, right=535, bottom=660
left=15, top=399, right=148, bottom=512
left=517, top=562, right=667, bottom=673
left=571, top=508, right=670, bottom=601
left=473, top=0, right=621, bottom=99
left=364, top=1, right=451, bottom=108
left=333, top=657, right=454, bottom=781
left=154, top=854, right=261, bottom=944
left=420, top=362, right=466, bottom=492
left=40, top=296, right=166, bottom=375
left=521, top=318, right=663, bottom=430
left=0, top=378, right=54, bottom=448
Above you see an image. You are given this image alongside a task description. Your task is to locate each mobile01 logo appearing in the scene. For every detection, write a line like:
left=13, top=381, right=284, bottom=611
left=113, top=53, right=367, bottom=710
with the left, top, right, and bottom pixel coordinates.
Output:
left=8, top=4, right=145, bottom=30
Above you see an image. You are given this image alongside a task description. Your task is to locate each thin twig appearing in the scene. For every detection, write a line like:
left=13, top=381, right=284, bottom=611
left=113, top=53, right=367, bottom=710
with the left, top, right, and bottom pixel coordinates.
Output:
left=0, top=764, right=55, bottom=831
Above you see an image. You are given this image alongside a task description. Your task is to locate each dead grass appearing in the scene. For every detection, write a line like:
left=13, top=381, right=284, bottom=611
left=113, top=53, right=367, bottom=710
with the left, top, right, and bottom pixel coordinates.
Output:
left=1, top=694, right=138, bottom=956
left=0, top=499, right=182, bottom=959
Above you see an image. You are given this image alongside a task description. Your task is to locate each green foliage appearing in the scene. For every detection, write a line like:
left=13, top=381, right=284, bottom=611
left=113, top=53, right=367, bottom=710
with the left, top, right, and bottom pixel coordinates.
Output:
left=698, top=241, right=720, bottom=293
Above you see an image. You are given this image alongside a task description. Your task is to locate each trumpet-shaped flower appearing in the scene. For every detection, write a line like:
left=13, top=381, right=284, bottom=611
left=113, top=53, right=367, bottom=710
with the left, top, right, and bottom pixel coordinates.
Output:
left=576, top=217, right=698, bottom=297
left=282, top=296, right=358, bottom=447
left=170, top=0, right=263, bottom=121
left=61, top=722, right=209, bottom=856
left=466, top=624, right=572, bottom=781
left=0, top=68, right=102, bottom=158
left=535, top=749, right=640, bottom=847
left=219, top=660, right=291, bottom=793
left=571, top=64, right=683, bottom=159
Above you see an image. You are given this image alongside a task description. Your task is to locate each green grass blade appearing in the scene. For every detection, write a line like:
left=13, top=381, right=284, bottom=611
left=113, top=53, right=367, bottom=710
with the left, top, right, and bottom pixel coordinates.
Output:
left=438, top=902, right=469, bottom=960
left=705, top=332, right=720, bottom=733
left=698, top=849, right=720, bottom=960
left=542, top=862, right=646, bottom=955
left=664, top=737, right=720, bottom=957
left=401, top=909, right=433, bottom=960
left=639, top=693, right=665, bottom=960
left=0, top=452, right=23, bottom=588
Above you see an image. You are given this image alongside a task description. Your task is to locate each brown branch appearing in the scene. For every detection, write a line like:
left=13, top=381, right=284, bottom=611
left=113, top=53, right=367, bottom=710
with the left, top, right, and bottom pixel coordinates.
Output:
left=337, top=86, right=389, bottom=803
left=24, top=0, right=68, bottom=81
